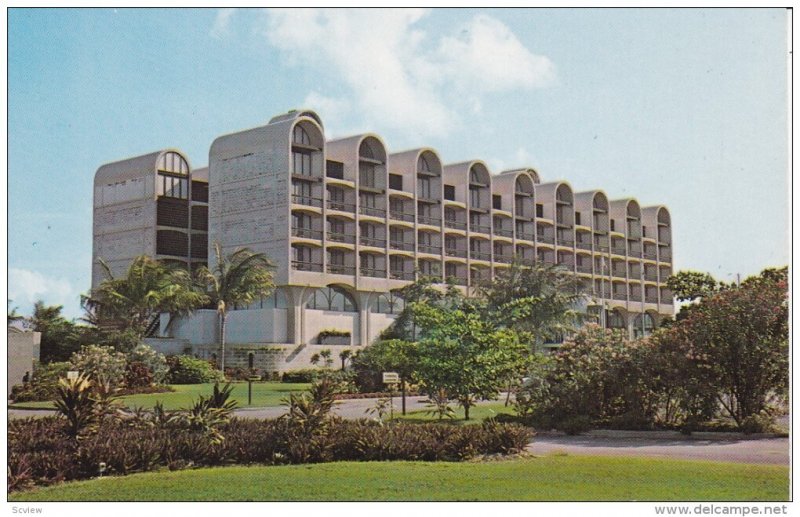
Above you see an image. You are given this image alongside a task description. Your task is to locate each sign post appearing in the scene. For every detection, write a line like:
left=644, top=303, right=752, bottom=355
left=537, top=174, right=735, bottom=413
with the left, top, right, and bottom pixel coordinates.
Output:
left=382, top=372, right=400, bottom=421
left=248, top=376, right=260, bottom=406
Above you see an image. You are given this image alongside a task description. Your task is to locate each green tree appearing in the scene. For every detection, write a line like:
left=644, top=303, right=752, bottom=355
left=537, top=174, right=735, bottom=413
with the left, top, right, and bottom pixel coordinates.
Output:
left=666, top=271, right=719, bottom=302
left=309, top=353, right=321, bottom=367
left=351, top=338, right=419, bottom=414
left=413, top=299, right=529, bottom=420
left=380, top=276, right=462, bottom=341
left=28, top=301, right=81, bottom=363
left=319, top=348, right=333, bottom=368
left=674, top=267, right=788, bottom=427
left=86, top=256, right=208, bottom=340
left=479, top=261, right=586, bottom=352
left=196, top=243, right=275, bottom=372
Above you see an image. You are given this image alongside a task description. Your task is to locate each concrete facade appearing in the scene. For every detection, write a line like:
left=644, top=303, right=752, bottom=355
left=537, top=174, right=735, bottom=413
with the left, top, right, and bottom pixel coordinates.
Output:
left=97, top=108, right=674, bottom=372
left=8, top=328, right=41, bottom=395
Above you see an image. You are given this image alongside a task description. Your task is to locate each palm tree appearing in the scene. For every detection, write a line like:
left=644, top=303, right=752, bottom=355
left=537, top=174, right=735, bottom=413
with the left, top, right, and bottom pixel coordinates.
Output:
left=309, top=353, right=321, bottom=367
left=196, top=243, right=275, bottom=372
left=338, top=349, right=352, bottom=370
left=319, top=348, right=333, bottom=369
left=85, top=256, right=208, bottom=340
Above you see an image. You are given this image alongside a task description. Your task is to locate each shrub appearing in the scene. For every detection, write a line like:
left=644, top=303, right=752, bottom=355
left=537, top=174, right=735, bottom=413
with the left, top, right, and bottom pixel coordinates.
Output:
left=124, top=361, right=154, bottom=388
left=559, top=415, right=592, bottom=435
left=318, top=329, right=351, bottom=338
left=10, top=361, right=71, bottom=402
left=281, top=369, right=320, bottom=383
left=53, top=374, right=97, bottom=438
left=127, top=344, right=169, bottom=384
left=740, top=412, right=778, bottom=435
left=166, top=355, right=225, bottom=384
left=70, top=345, right=127, bottom=387
left=225, top=367, right=258, bottom=381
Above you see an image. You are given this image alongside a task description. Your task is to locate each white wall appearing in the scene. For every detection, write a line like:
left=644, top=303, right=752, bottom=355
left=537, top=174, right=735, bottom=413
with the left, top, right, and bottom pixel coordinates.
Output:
left=304, top=309, right=358, bottom=345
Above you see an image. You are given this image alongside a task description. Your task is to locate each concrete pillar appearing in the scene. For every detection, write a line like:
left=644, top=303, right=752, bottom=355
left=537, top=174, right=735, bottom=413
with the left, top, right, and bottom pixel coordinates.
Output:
left=286, top=286, right=306, bottom=345
left=358, top=292, right=372, bottom=347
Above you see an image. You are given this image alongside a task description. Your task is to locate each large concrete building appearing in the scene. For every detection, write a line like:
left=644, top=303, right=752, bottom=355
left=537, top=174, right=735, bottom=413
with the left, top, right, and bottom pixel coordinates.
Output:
left=92, top=109, right=674, bottom=372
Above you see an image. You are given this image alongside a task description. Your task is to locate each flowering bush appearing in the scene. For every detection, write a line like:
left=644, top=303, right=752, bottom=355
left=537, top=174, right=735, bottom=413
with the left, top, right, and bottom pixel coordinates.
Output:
left=127, top=344, right=168, bottom=384
left=70, top=345, right=127, bottom=388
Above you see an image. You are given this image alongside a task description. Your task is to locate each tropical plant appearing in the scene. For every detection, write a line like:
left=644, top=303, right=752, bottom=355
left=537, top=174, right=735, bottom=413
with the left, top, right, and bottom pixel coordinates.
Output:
left=666, top=271, right=720, bottom=302
left=53, top=374, right=97, bottom=438
left=28, top=301, right=81, bottom=363
left=85, top=256, right=208, bottom=339
left=309, top=353, right=321, bottom=367
left=195, top=243, right=275, bottom=372
left=319, top=348, right=333, bottom=368
left=166, top=355, right=225, bottom=384
left=126, top=343, right=169, bottom=384
left=338, top=349, right=352, bottom=370
left=351, top=339, right=419, bottom=413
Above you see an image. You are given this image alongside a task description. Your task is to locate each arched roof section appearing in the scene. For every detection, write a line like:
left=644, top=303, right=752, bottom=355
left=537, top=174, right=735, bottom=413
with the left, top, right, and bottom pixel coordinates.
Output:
left=268, top=109, right=324, bottom=130
left=327, top=133, right=388, bottom=163
left=442, top=160, right=491, bottom=187
left=417, top=149, right=442, bottom=176
left=389, top=148, right=443, bottom=176
left=626, top=199, right=642, bottom=219
left=609, top=198, right=639, bottom=221
left=574, top=190, right=608, bottom=212
left=493, top=169, right=535, bottom=196
left=359, top=136, right=387, bottom=163
left=469, top=162, right=491, bottom=186
left=498, top=167, right=541, bottom=184
left=95, top=148, right=192, bottom=186
left=556, top=183, right=573, bottom=203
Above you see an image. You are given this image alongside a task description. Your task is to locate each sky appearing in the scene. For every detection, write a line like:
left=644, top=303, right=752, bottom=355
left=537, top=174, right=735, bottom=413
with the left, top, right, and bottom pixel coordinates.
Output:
left=7, top=7, right=790, bottom=320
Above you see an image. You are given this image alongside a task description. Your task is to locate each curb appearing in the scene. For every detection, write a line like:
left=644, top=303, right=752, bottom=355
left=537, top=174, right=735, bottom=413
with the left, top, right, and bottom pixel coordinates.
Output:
left=535, top=429, right=788, bottom=441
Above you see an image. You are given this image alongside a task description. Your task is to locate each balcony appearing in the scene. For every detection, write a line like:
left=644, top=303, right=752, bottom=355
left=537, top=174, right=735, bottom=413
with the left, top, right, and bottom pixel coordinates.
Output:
left=390, top=270, right=415, bottom=281
left=494, top=228, right=513, bottom=238
left=450, top=276, right=469, bottom=286
left=643, top=250, right=658, bottom=260
left=629, top=293, right=642, bottom=302
left=518, top=257, right=536, bottom=266
left=611, top=246, right=626, bottom=256
left=360, top=267, right=386, bottom=278
left=292, top=261, right=323, bottom=272
left=418, top=215, right=442, bottom=226
left=360, top=206, right=386, bottom=217
left=576, top=263, right=593, bottom=274
left=612, top=269, right=627, bottom=279
left=612, top=292, right=627, bottom=301
left=445, top=219, right=468, bottom=231
left=576, top=241, right=592, bottom=251
left=328, top=232, right=356, bottom=244
left=660, top=249, right=672, bottom=262
left=495, top=254, right=515, bottom=264
left=292, top=227, right=323, bottom=240
left=418, top=244, right=442, bottom=255
left=470, top=251, right=492, bottom=261
left=557, top=237, right=574, bottom=247
left=644, top=271, right=658, bottom=281
left=292, top=194, right=323, bottom=208
left=445, top=248, right=467, bottom=258
left=628, top=248, right=642, bottom=258
left=471, top=224, right=492, bottom=234
left=537, top=233, right=555, bottom=245
left=359, top=236, right=386, bottom=248
left=327, top=264, right=356, bottom=275
left=390, top=210, right=415, bottom=223
left=389, top=240, right=415, bottom=252
left=327, top=200, right=356, bottom=213
left=645, top=295, right=659, bottom=304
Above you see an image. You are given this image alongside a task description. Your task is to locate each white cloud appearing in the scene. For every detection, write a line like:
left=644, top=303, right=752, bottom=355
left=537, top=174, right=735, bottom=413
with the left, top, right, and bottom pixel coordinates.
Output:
left=8, top=268, right=79, bottom=316
left=259, top=9, right=555, bottom=140
left=302, top=91, right=352, bottom=137
left=210, top=8, right=237, bottom=40
left=487, top=147, right=537, bottom=174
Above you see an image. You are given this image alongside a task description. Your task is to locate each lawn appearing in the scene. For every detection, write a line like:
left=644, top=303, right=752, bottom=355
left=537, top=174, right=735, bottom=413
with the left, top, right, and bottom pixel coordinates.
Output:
left=9, top=382, right=311, bottom=411
left=10, top=456, right=788, bottom=501
left=396, top=400, right=516, bottom=424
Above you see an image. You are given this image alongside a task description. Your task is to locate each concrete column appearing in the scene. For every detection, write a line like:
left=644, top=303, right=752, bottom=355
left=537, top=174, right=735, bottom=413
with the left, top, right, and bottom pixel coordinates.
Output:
left=358, top=292, right=372, bottom=347
left=286, top=286, right=306, bottom=345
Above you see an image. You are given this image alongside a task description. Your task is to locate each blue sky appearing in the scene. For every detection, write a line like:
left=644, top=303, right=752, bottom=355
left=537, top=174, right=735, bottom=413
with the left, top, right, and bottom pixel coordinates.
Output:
left=8, top=8, right=789, bottom=320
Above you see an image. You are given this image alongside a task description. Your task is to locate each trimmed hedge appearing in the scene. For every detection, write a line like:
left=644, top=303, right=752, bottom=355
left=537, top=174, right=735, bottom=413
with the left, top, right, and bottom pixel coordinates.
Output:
left=8, top=416, right=533, bottom=492
left=166, top=355, right=224, bottom=384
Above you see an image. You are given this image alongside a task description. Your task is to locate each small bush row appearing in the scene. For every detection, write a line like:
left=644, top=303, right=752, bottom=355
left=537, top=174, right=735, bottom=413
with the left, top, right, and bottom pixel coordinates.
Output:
left=8, top=415, right=532, bottom=492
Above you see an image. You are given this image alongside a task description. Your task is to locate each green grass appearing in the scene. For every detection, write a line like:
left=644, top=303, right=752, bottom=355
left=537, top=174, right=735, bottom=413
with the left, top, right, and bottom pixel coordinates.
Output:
left=9, top=382, right=311, bottom=411
left=10, top=456, right=788, bottom=501
left=396, top=401, right=516, bottom=424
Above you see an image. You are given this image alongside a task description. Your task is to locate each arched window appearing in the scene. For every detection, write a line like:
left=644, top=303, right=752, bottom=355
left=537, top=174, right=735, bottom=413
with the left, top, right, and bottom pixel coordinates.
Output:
left=633, top=313, right=655, bottom=338
left=418, top=155, right=432, bottom=173
left=606, top=309, right=625, bottom=329
left=374, top=292, right=405, bottom=315
left=359, top=140, right=375, bottom=159
left=470, top=168, right=480, bottom=184
left=306, top=286, right=358, bottom=312
left=293, top=124, right=312, bottom=146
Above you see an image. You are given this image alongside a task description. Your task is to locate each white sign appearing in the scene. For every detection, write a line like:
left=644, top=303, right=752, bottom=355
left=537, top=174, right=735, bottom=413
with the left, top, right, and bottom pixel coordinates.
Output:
left=66, top=371, right=79, bottom=380
left=382, top=372, right=400, bottom=384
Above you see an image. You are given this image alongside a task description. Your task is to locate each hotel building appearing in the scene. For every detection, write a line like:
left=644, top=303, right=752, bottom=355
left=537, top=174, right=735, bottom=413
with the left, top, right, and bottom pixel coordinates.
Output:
left=92, top=109, right=673, bottom=370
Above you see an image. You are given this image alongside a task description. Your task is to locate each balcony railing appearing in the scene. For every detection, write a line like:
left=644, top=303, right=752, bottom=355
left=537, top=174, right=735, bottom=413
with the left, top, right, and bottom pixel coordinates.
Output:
left=643, top=250, right=658, bottom=260
left=576, top=263, right=593, bottom=273
left=494, top=228, right=513, bottom=238
left=629, top=293, right=642, bottom=302
left=445, top=248, right=467, bottom=258
left=537, top=233, right=555, bottom=244
left=644, top=271, right=658, bottom=281
left=360, top=236, right=386, bottom=248
left=613, top=292, right=627, bottom=301
left=450, top=276, right=469, bottom=286
left=517, top=232, right=535, bottom=242
left=557, top=237, right=574, bottom=247
left=360, top=267, right=386, bottom=278
left=418, top=215, right=442, bottom=226
left=292, top=194, right=323, bottom=208
left=418, top=244, right=442, bottom=255
left=444, top=220, right=468, bottom=231
left=470, top=251, right=492, bottom=261
left=612, top=269, right=627, bottom=279
left=390, top=210, right=415, bottom=222
left=292, top=261, right=323, bottom=272
left=327, top=200, right=356, bottom=213
left=576, top=241, right=592, bottom=250
left=360, top=206, right=386, bottom=217
left=328, top=232, right=356, bottom=244
left=327, top=264, right=356, bottom=275
left=659, top=249, right=672, bottom=262
left=518, top=257, right=536, bottom=266
left=292, top=227, right=323, bottom=240
left=389, top=240, right=415, bottom=252
left=611, top=246, right=627, bottom=255
left=628, top=248, right=642, bottom=258
left=390, top=270, right=415, bottom=281
left=645, top=295, right=659, bottom=304
left=470, top=224, right=492, bottom=234
left=495, top=254, right=515, bottom=264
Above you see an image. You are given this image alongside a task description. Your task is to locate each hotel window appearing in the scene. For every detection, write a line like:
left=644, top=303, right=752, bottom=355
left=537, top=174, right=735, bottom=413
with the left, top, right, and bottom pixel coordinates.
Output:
left=158, top=174, right=189, bottom=199
left=575, top=212, right=582, bottom=225
left=469, top=188, right=481, bottom=208
left=418, top=178, right=432, bottom=199
left=418, top=155, right=433, bottom=173
left=389, top=174, right=403, bottom=190
left=293, top=125, right=312, bottom=146
left=536, top=204, right=544, bottom=218
left=292, top=181, right=313, bottom=199
left=360, top=192, right=378, bottom=208
left=293, top=151, right=313, bottom=176
left=493, top=195, right=502, bottom=210
left=360, top=164, right=377, bottom=187
left=361, top=253, right=377, bottom=270
left=293, top=245, right=313, bottom=263
left=444, top=185, right=456, bottom=201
